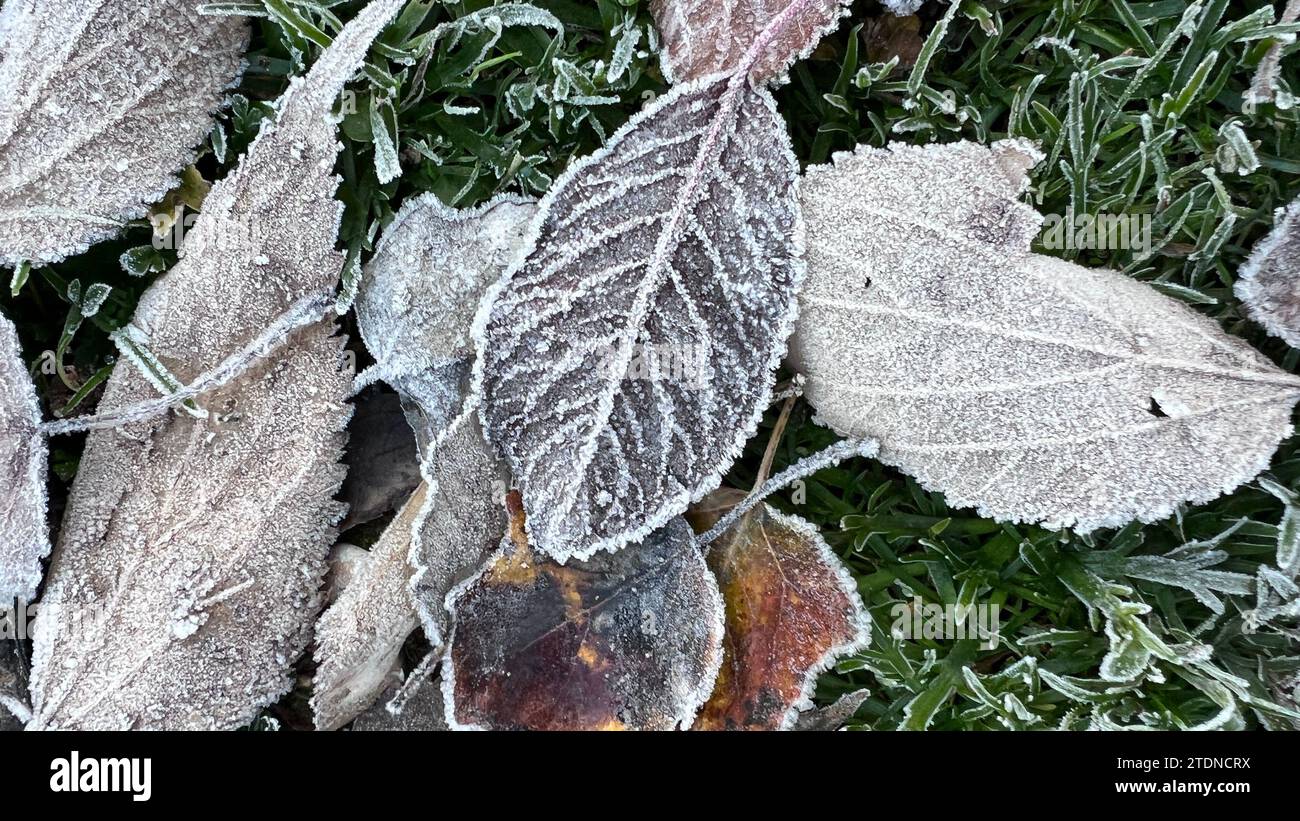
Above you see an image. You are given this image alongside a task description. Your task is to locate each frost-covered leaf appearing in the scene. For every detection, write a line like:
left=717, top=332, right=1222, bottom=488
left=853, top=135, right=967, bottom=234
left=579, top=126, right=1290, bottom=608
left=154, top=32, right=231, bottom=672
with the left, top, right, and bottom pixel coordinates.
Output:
left=351, top=668, right=449, bottom=732
left=0, top=311, right=47, bottom=602
left=444, top=516, right=724, bottom=730
left=791, top=140, right=1300, bottom=533
left=650, top=0, right=850, bottom=84
left=689, top=496, right=869, bottom=730
left=339, top=391, right=421, bottom=530
left=312, top=487, right=425, bottom=731
left=0, top=0, right=248, bottom=267
left=1245, top=0, right=1300, bottom=108
left=358, top=193, right=535, bottom=451
left=1236, top=195, right=1300, bottom=349
left=476, top=71, right=802, bottom=562
left=27, top=0, right=405, bottom=731
left=409, top=410, right=508, bottom=648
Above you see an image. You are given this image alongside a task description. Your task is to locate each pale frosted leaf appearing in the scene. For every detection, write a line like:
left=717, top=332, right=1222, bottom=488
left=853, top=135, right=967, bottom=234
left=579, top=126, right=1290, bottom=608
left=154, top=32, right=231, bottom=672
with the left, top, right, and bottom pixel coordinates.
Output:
left=312, top=487, right=425, bottom=731
left=1245, top=0, right=1300, bottom=107
left=1236, top=195, right=1300, bottom=348
left=0, top=0, right=248, bottom=267
left=475, top=72, right=803, bottom=562
left=339, top=391, right=420, bottom=530
left=443, top=516, right=724, bottom=731
left=357, top=193, right=535, bottom=449
left=0, top=311, right=48, bottom=602
left=691, top=501, right=869, bottom=730
left=27, top=0, right=405, bottom=731
left=791, top=140, right=1300, bottom=533
left=882, top=0, right=926, bottom=13
left=409, top=409, right=508, bottom=648
left=649, top=0, right=850, bottom=84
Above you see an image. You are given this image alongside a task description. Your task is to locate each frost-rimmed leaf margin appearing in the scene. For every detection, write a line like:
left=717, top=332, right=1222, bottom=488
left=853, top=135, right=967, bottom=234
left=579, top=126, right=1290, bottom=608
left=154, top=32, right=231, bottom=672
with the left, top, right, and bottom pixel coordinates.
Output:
left=0, top=310, right=47, bottom=603
left=469, top=68, right=806, bottom=563
left=1235, top=195, right=1300, bottom=349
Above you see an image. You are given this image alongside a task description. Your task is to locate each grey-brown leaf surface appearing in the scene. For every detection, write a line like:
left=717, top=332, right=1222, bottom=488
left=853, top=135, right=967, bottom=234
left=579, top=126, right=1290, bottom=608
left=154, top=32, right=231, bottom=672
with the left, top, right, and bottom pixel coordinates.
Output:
left=351, top=669, right=449, bottom=732
left=312, top=487, right=425, bottom=731
left=475, top=71, right=803, bottom=562
left=27, top=0, right=404, bottom=731
left=0, top=311, right=47, bottom=602
left=0, top=0, right=248, bottom=267
left=650, top=0, right=849, bottom=84
left=358, top=193, right=535, bottom=450
left=791, top=139, right=1300, bottom=533
left=410, top=410, right=508, bottom=648
left=1236, top=195, right=1300, bottom=349
left=339, top=391, right=421, bottom=529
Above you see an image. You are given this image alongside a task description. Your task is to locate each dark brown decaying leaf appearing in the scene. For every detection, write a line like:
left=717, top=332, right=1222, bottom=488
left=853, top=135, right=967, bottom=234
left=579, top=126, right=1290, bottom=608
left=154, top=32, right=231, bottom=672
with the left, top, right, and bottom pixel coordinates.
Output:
left=791, top=139, right=1300, bottom=533
left=475, top=68, right=802, bottom=562
left=444, top=515, right=724, bottom=730
left=0, top=0, right=248, bottom=267
left=338, top=391, right=421, bottom=530
left=1236, top=195, right=1300, bottom=349
left=312, top=486, right=426, bottom=731
left=650, top=0, right=850, bottom=84
left=690, top=495, right=869, bottom=730
left=0, top=311, right=47, bottom=602
left=26, top=0, right=404, bottom=731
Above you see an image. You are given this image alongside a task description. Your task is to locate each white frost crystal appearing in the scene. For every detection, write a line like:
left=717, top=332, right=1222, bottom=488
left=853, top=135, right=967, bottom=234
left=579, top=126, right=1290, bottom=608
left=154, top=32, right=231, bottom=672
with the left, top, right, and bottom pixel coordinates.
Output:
left=1236, top=195, right=1300, bottom=349
left=0, top=0, right=249, bottom=267
left=27, top=0, right=405, bottom=731
left=791, top=139, right=1300, bottom=533
left=0, top=312, right=48, bottom=603
left=475, top=72, right=803, bottom=562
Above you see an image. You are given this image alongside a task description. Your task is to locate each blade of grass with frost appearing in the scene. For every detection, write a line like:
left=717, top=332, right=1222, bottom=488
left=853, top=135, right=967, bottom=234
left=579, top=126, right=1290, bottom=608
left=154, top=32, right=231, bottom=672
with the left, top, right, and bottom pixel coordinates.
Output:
left=1235, top=195, right=1300, bottom=349
left=0, top=312, right=48, bottom=603
left=790, top=139, right=1300, bottom=534
left=475, top=3, right=819, bottom=562
left=649, top=0, right=851, bottom=85
left=0, top=0, right=248, bottom=267
left=1246, top=0, right=1300, bottom=106
left=312, top=486, right=425, bottom=731
left=356, top=193, right=536, bottom=452
left=26, top=0, right=404, bottom=731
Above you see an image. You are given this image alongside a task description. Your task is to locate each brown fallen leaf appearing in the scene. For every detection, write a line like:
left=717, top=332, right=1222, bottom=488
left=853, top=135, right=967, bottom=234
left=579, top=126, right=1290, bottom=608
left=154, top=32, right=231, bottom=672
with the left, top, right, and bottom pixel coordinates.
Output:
left=792, top=688, right=869, bottom=731
left=863, top=14, right=923, bottom=69
left=444, top=515, right=724, bottom=730
left=691, top=495, right=869, bottom=730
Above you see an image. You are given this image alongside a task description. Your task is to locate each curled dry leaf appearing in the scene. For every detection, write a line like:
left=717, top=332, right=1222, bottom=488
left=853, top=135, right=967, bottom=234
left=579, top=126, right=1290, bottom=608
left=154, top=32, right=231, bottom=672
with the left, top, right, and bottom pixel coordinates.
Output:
left=0, top=312, right=47, bottom=602
left=650, top=0, right=850, bottom=85
left=338, top=391, right=421, bottom=530
left=357, top=193, right=536, bottom=451
left=475, top=68, right=803, bottom=562
left=0, top=0, right=248, bottom=267
left=444, top=516, right=724, bottom=730
left=689, top=494, right=869, bottom=730
left=312, top=487, right=426, bottom=731
left=1236, top=195, right=1300, bottom=349
left=791, top=140, right=1300, bottom=533
left=408, top=410, right=508, bottom=648
left=27, top=0, right=405, bottom=731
